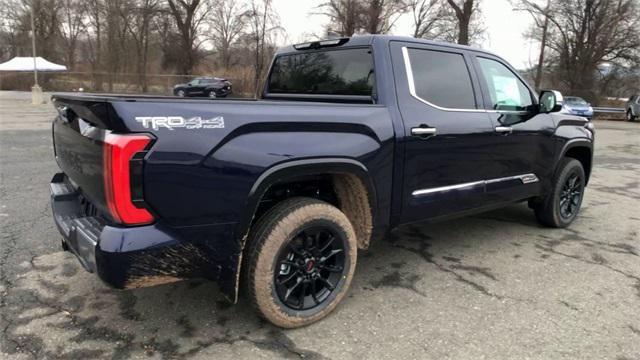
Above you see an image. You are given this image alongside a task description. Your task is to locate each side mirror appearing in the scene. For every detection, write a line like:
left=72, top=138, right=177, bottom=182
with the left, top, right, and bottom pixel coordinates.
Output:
left=539, top=90, right=564, bottom=113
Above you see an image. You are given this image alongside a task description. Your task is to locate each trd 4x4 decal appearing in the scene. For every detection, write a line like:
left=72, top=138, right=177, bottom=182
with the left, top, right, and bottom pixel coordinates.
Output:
left=135, top=116, right=225, bottom=130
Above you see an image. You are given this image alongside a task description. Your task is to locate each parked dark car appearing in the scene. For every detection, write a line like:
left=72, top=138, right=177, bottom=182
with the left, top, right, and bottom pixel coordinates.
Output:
left=173, top=77, right=231, bottom=98
left=627, top=94, right=639, bottom=121
left=50, top=35, right=594, bottom=328
left=561, top=96, right=594, bottom=120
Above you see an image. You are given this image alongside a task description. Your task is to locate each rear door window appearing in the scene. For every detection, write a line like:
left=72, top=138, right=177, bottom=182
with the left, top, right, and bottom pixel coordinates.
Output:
left=404, top=48, right=477, bottom=109
left=267, top=48, right=374, bottom=96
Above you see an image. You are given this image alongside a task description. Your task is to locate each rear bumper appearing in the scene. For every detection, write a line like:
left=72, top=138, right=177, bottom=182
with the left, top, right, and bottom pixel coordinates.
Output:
left=215, top=87, right=231, bottom=97
left=51, top=173, right=101, bottom=272
left=51, top=173, right=232, bottom=291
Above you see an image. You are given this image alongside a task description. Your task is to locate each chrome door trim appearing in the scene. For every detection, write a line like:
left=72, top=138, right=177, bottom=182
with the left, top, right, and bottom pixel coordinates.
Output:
left=412, top=173, right=539, bottom=197
left=401, top=46, right=486, bottom=113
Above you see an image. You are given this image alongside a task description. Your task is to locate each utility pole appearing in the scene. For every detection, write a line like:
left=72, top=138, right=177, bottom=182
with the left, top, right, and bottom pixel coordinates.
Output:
left=30, top=0, right=43, bottom=104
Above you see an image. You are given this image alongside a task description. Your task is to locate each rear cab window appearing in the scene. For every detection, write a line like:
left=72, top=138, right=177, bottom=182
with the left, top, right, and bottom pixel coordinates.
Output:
left=265, top=47, right=375, bottom=101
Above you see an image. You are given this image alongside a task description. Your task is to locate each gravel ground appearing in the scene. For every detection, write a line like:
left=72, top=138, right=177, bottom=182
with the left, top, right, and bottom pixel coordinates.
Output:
left=1, top=91, right=639, bottom=359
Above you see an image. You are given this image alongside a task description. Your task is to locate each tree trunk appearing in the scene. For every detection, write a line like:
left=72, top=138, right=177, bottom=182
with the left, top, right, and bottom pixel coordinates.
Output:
left=534, top=0, right=550, bottom=90
left=457, top=16, right=470, bottom=45
left=534, top=16, right=548, bottom=90
left=446, top=0, right=474, bottom=45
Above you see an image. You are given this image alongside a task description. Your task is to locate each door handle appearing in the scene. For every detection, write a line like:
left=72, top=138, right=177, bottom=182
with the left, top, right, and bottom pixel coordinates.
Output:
left=495, top=126, right=513, bottom=134
left=411, top=127, right=437, bottom=136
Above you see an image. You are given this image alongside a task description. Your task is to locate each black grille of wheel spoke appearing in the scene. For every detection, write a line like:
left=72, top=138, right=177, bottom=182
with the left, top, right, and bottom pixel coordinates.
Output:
left=274, top=227, right=346, bottom=310
left=559, top=173, right=582, bottom=219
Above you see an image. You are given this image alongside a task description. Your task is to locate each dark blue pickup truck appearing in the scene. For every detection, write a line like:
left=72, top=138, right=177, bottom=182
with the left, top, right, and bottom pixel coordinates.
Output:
left=50, top=35, right=594, bottom=328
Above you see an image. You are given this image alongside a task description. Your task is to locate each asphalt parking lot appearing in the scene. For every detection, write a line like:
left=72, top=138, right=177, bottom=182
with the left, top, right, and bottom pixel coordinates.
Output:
left=1, top=91, right=639, bottom=359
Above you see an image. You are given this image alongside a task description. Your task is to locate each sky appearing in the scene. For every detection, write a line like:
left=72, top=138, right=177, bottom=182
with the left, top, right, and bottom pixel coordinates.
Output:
left=272, top=0, right=537, bottom=70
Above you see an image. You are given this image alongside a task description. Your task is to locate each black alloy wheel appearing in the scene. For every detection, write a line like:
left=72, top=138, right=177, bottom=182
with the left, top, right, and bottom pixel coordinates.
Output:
left=274, top=226, right=346, bottom=311
left=559, top=173, right=583, bottom=219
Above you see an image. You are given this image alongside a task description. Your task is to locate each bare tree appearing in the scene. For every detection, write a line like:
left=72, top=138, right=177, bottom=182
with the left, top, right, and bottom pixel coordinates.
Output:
left=361, top=0, right=408, bottom=34
left=119, top=0, right=160, bottom=91
left=58, top=0, right=85, bottom=70
left=319, top=0, right=363, bottom=36
left=443, top=0, right=477, bottom=45
left=209, top=0, right=247, bottom=69
left=104, top=0, right=129, bottom=90
left=320, top=0, right=407, bottom=36
left=514, top=0, right=552, bottom=90
left=247, top=0, right=280, bottom=97
left=544, top=0, right=640, bottom=100
left=81, top=0, right=106, bottom=89
left=410, top=0, right=445, bottom=38
left=0, top=0, right=25, bottom=59
left=0, top=0, right=63, bottom=61
left=166, top=0, right=209, bottom=75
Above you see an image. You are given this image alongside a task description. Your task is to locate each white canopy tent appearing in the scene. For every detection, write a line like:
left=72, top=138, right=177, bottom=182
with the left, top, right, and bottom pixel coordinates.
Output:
left=0, top=56, right=67, bottom=71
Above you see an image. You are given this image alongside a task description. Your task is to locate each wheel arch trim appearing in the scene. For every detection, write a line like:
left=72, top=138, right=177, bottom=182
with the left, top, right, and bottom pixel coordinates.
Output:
left=558, top=138, right=593, bottom=184
left=241, top=158, right=377, bottom=239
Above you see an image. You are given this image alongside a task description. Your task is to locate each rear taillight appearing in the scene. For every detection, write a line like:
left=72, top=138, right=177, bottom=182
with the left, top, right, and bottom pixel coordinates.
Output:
left=103, top=133, right=155, bottom=225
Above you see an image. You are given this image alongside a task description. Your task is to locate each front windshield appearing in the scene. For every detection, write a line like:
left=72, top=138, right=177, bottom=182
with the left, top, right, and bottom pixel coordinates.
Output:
left=565, top=97, right=587, bottom=105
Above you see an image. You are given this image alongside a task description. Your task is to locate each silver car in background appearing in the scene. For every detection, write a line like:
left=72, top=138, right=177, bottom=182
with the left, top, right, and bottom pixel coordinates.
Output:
left=561, top=96, right=594, bottom=120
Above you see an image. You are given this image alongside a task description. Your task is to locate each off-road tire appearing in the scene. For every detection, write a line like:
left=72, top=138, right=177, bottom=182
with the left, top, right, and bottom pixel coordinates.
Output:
left=534, top=158, right=585, bottom=228
left=244, top=197, right=357, bottom=328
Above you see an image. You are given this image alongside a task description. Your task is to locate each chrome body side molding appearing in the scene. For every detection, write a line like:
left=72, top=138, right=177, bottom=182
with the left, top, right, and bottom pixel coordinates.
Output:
left=412, top=173, right=539, bottom=197
left=411, top=180, right=485, bottom=196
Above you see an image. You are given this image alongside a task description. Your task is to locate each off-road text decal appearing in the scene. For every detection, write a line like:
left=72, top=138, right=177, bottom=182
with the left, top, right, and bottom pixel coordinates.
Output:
left=135, top=116, right=225, bottom=130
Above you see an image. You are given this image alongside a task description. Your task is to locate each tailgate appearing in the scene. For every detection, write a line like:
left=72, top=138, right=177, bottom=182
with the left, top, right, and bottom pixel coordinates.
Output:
left=52, top=97, right=111, bottom=217
left=51, top=95, right=153, bottom=224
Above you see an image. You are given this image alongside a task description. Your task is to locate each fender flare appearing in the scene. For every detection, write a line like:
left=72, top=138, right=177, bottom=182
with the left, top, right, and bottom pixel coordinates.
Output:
left=236, top=158, right=378, bottom=245
left=556, top=138, right=594, bottom=183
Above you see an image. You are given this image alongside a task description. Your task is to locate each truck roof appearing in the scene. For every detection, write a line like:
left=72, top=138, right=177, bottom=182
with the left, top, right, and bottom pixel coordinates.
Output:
left=277, top=34, right=508, bottom=64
